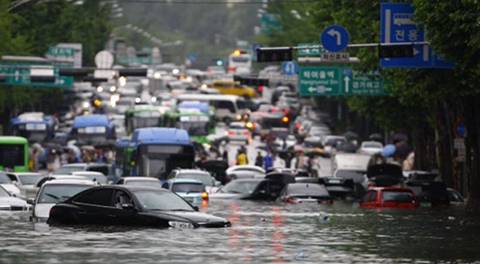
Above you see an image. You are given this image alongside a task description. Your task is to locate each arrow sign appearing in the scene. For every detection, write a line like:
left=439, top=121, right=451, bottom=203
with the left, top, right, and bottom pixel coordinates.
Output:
left=327, top=29, right=342, bottom=45
left=321, top=25, right=350, bottom=52
left=344, top=76, right=350, bottom=93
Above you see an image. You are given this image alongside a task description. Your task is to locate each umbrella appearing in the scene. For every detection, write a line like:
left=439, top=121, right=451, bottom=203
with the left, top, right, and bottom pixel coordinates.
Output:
left=382, top=144, right=396, bottom=157
left=369, top=133, right=383, bottom=142
left=342, top=131, right=359, bottom=140
left=65, top=144, right=81, bottom=157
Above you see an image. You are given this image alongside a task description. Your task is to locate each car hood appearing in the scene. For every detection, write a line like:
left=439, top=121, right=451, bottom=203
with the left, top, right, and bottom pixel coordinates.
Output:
left=34, top=203, right=55, bottom=219
left=0, top=197, right=29, bottom=209
left=209, top=192, right=246, bottom=199
left=146, top=211, right=231, bottom=227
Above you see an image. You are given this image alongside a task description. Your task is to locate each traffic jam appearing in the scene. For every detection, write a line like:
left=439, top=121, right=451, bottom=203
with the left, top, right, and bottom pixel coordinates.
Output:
left=0, top=48, right=464, bottom=230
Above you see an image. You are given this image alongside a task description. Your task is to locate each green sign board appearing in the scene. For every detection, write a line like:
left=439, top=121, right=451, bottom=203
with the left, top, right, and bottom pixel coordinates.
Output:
left=297, top=43, right=325, bottom=57
left=299, top=66, right=388, bottom=96
left=47, top=46, right=75, bottom=58
left=299, top=66, right=342, bottom=96
left=0, top=65, right=73, bottom=89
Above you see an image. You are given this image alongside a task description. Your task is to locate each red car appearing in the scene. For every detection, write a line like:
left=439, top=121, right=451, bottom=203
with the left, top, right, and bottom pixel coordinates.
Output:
left=360, top=187, right=418, bottom=209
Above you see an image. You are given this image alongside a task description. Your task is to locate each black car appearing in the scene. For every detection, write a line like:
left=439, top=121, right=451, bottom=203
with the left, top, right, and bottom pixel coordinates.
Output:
left=47, top=186, right=231, bottom=228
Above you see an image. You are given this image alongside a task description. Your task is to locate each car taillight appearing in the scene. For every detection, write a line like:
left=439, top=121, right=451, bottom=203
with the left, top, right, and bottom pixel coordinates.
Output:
left=242, top=130, right=250, bottom=136
left=228, top=131, right=236, bottom=136
left=228, top=67, right=236, bottom=73
left=258, top=85, right=264, bottom=93
left=201, top=192, right=209, bottom=201
left=286, top=197, right=296, bottom=204
left=295, top=122, right=301, bottom=129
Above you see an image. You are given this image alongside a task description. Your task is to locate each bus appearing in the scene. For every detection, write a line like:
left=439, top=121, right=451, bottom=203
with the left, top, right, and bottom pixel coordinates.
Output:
left=70, top=115, right=116, bottom=145
left=162, top=108, right=214, bottom=145
left=176, top=94, right=247, bottom=123
left=125, top=104, right=163, bottom=135
left=10, top=112, right=56, bottom=143
left=0, top=136, right=29, bottom=172
left=115, top=128, right=195, bottom=181
left=228, top=49, right=252, bottom=74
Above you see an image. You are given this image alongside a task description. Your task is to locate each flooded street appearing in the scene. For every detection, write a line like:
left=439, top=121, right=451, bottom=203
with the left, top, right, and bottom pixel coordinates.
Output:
left=1, top=202, right=479, bottom=263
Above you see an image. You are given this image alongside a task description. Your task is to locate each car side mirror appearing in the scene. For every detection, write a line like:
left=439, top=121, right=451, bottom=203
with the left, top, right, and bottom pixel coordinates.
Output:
left=27, top=198, right=35, bottom=205
left=193, top=206, right=199, bottom=212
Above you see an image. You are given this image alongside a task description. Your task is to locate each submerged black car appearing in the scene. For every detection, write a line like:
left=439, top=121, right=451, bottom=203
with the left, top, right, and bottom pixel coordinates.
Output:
left=47, top=186, right=231, bottom=228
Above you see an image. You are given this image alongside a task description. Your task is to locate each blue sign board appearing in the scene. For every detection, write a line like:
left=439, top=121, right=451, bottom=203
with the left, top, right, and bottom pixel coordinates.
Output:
left=281, top=61, right=299, bottom=76
left=380, top=3, right=454, bottom=69
left=321, top=25, right=350, bottom=52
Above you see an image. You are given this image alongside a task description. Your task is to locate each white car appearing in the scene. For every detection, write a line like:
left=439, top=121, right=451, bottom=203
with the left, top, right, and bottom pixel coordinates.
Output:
left=359, top=141, right=384, bottom=155
left=0, top=185, right=30, bottom=211
left=30, top=179, right=95, bottom=221
left=71, top=171, right=108, bottom=184
left=6, top=172, right=45, bottom=199
left=226, top=165, right=266, bottom=179
left=170, top=169, right=220, bottom=193
left=0, top=172, right=22, bottom=197
left=116, top=177, right=164, bottom=188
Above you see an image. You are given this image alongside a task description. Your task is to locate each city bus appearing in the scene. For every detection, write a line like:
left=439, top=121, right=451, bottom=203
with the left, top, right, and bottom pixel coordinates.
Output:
left=10, top=112, right=56, bottom=143
left=115, top=127, right=194, bottom=181
left=70, top=114, right=116, bottom=145
left=0, top=136, right=29, bottom=172
left=176, top=94, right=247, bottom=123
left=228, top=49, right=252, bottom=74
left=162, top=107, right=214, bottom=144
left=125, top=104, right=163, bottom=135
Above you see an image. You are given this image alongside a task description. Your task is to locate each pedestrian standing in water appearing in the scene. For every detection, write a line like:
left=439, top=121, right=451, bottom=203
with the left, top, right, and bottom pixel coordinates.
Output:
left=255, top=151, right=264, bottom=167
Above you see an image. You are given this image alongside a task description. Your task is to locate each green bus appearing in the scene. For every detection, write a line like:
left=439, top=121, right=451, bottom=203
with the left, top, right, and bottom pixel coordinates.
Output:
left=162, top=107, right=214, bottom=145
left=125, top=104, right=163, bottom=135
left=0, top=136, right=29, bottom=172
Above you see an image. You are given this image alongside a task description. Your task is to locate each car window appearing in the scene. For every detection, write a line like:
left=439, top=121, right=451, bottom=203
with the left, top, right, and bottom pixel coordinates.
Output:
left=0, top=173, right=12, bottom=184
left=216, top=101, right=235, bottom=113
left=38, top=184, right=91, bottom=204
left=364, top=191, right=377, bottom=202
left=176, top=173, right=212, bottom=186
left=18, top=174, right=43, bottom=185
left=172, top=183, right=205, bottom=193
left=221, top=180, right=259, bottom=194
left=135, top=190, right=194, bottom=211
left=382, top=191, right=413, bottom=202
left=88, top=166, right=109, bottom=176
left=74, top=189, right=114, bottom=207
left=113, top=190, right=134, bottom=209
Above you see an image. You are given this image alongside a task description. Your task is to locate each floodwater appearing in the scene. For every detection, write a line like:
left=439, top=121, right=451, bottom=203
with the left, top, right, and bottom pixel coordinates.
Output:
left=1, top=201, right=479, bottom=264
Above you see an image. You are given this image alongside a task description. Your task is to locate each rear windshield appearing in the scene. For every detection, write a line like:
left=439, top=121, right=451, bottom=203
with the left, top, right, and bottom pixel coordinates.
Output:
left=172, top=183, right=205, bottom=193
left=19, top=175, right=43, bottom=185
left=382, top=191, right=414, bottom=202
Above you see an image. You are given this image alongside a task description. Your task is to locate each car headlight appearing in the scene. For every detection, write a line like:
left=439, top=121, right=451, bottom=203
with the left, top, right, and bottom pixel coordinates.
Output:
left=168, top=221, right=195, bottom=229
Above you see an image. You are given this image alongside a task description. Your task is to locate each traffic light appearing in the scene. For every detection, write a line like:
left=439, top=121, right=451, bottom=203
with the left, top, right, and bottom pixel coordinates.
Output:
left=379, top=44, right=414, bottom=58
left=256, top=47, right=293, bottom=62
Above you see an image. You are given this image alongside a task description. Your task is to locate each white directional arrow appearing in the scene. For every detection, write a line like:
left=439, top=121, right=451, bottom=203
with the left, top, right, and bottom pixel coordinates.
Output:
left=327, top=29, right=342, bottom=45
left=14, top=70, right=20, bottom=82
left=308, top=87, right=316, bottom=92
left=344, top=76, right=351, bottom=93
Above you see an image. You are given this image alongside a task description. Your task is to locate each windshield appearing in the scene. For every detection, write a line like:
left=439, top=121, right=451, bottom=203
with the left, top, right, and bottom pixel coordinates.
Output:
left=335, top=170, right=365, bottom=181
left=18, top=174, right=43, bottom=185
left=0, top=173, right=12, bottom=184
left=0, top=144, right=25, bottom=168
left=38, top=184, right=91, bottom=204
left=364, top=143, right=382, bottom=148
left=0, top=187, right=10, bottom=197
left=172, top=182, right=205, bottom=193
left=135, top=190, right=194, bottom=211
left=220, top=180, right=259, bottom=194
left=176, top=121, right=209, bottom=135
left=55, top=166, right=85, bottom=175
left=382, top=190, right=414, bottom=202
left=176, top=173, right=212, bottom=186
left=126, top=180, right=163, bottom=188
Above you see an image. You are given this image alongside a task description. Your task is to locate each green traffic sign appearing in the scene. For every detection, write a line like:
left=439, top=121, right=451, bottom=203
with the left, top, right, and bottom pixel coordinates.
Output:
left=345, top=72, right=388, bottom=96
left=299, top=66, right=388, bottom=96
left=297, top=43, right=324, bottom=57
left=0, top=65, right=72, bottom=89
left=47, top=46, right=75, bottom=58
left=299, top=66, right=342, bottom=96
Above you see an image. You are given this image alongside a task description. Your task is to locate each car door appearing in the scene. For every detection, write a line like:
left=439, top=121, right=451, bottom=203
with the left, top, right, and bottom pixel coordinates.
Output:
left=111, top=190, right=138, bottom=226
left=71, top=188, right=115, bottom=224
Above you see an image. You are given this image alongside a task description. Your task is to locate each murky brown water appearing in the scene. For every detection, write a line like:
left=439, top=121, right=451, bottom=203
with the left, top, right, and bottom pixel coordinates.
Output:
left=0, top=200, right=479, bottom=263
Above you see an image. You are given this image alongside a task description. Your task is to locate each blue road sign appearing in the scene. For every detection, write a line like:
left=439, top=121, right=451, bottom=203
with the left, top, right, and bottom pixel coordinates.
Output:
left=281, top=61, right=299, bottom=76
left=380, top=3, right=454, bottom=69
left=321, top=25, right=350, bottom=52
